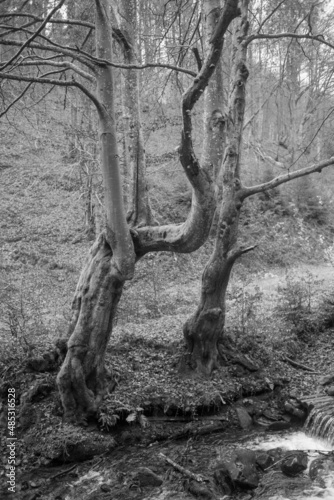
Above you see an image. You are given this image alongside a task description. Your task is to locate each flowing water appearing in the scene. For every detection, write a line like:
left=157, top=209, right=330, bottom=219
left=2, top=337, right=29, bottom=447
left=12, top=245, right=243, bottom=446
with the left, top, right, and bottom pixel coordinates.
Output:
left=249, top=429, right=334, bottom=500
left=305, top=407, right=334, bottom=445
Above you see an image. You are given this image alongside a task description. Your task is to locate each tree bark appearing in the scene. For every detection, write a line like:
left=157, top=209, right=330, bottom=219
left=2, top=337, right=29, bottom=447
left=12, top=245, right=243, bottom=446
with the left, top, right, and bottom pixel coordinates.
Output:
left=183, top=2, right=250, bottom=377
left=115, top=0, right=155, bottom=227
left=57, top=0, right=135, bottom=422
left=201, top=0, right=226, bottom=180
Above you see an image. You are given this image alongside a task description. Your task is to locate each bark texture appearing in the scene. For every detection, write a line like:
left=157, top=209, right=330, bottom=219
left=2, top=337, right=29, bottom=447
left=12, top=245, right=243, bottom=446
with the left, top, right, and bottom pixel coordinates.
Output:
left=183, top=1, right=250, bottom=377
left=201, top=0, right=226, bottom=180
left=57, top=234, right=123, bottom=421
left=57, top=0, right=135, bottom=421
left=116, top=0, right=155, bottom=227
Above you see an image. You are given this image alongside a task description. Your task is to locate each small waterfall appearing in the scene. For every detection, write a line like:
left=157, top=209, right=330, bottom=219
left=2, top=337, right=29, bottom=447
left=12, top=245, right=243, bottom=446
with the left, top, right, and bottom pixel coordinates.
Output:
left=304, top=407, right=334, bottom=445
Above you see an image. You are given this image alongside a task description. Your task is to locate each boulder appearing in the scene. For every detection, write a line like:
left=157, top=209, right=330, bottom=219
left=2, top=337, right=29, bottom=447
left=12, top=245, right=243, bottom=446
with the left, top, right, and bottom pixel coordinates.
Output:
left=281, top=451, right=308, bottom=477
left=236, top=406, right=253, bottom=430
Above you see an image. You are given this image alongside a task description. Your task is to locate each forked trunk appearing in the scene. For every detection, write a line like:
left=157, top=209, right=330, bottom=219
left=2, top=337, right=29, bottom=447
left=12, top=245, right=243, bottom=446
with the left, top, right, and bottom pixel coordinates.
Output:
left=182, top=4, right=251, bottom=376
left=57, top=0, right=135, bottom=421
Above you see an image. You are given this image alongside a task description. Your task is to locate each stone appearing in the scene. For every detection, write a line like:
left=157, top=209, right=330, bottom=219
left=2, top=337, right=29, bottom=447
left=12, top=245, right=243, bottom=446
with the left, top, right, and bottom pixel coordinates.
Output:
left=266, top=421, right=291, bottom=432
left=319, top=373, right=334, bottom=386
left=236, top=407, right=253, bottom=430
left=326, top=385, right=334, bottom=396
left=284, top=401, right=306, bottom=419
left=216, top=449, right=259, bottom=489
left=100, top=483, right=111, bottom=492
left=281, top=451, right=308, bottom=477
left=134, top=467, right=163, bottom=487
left=256, top=452, right=275, bottom=471
left=187, top=480, right=213, bottom=499
left=309, top=457, right=325, bottom=481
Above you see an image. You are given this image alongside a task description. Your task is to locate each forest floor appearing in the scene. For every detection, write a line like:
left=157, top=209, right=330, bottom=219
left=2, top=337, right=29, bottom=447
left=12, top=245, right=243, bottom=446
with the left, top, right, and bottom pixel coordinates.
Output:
left=1, top=262, right=334, bottom=500
left=1, top=154, right=334, bottom=499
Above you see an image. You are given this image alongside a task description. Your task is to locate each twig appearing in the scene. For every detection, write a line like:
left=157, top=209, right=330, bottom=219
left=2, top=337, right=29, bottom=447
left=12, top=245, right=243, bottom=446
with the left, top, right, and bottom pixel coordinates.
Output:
left=282, top=357, right=320, bottom=374
left=50, top=464, right=77, bottom=480
left=159, top=453, right=206, bottom=483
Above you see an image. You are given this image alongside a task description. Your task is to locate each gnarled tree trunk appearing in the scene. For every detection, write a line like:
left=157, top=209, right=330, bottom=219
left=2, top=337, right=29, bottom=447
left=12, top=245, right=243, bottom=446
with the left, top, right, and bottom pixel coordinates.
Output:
left=57, top=0, right=135, bottom=422
left=183, top=2, right=251, bottom=377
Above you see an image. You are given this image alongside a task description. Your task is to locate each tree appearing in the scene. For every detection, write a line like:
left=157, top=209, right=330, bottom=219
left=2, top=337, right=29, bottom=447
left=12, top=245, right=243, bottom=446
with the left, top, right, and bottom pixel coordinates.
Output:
left=182, top=0, right=334, bottom=375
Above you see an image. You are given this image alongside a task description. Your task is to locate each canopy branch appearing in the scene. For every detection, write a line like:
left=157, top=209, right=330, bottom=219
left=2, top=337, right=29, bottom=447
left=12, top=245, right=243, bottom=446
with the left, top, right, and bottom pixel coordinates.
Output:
left=0, top=0, right=67, bottom=72
left=240, top=157, right=334, bottom=199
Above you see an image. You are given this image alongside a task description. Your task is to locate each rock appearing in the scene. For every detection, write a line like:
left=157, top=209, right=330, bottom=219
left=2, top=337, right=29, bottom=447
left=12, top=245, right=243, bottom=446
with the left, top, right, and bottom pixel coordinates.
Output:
left=309, top=457, right=325, bottom=481
left=213, top=464, right=234, bottom=495
left=284, top=401, right=306, bottom=419
left=281, top=451, right=308, bottom=477
left=133, top=467, right=163, bottom=487
left=187, top=480, right=213, bottom=499
left=256, top=452, right=275, bottom=471
left=236, top=407, right=253, bottom=430
left=326, top=385, right=334, bottom=396
left=265, top=421, right=291, bottom=432
left=216, top=449, right=259, bottom=489
left=319, top=373, right=334, bottom=386
left=100, top=484, right=111, bottom=492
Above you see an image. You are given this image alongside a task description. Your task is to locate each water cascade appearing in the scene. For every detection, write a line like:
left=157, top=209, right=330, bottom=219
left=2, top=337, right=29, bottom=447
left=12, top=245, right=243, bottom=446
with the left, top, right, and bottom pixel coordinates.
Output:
left=302, top=394, right=334, bottom=445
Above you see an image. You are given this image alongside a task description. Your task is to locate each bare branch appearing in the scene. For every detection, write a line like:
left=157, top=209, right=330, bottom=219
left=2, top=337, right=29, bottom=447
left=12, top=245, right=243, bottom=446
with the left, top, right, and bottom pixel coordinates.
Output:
left=241, top=157, right=334, bottom=199
left=0, top=71, right=102, bottom=114
left=245, top=32, right=334, bottom=52
left=15, top=60, right=96, bottom=82
left=0, top=38, right=196, bottom=77
left=0, top=0, right=67, bottom=72
left=0, top=13, right=95, bottom=30
left=0, top=38, right=97, bottom=70
left=257, top=0, right=285, bottom=33
left=0, top=81, right=32, bottom=119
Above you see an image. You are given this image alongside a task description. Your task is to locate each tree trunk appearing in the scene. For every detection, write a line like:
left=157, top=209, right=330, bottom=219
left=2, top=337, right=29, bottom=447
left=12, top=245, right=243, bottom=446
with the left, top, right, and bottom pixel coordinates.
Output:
left=116, top=0, right=155, bottom=227
left=57, top=0, right=135, bottom=422
left=57, top=234, right=124, bottom=421
left=201, top=0, right=226, bottom=180
left=182, top=3, right=250, bottom=377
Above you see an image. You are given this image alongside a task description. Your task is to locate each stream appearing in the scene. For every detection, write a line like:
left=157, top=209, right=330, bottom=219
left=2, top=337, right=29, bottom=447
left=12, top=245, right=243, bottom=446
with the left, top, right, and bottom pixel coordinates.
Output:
left=38, top=429, right=333, bottom=500
left=248, top=431, right=334, bottom=500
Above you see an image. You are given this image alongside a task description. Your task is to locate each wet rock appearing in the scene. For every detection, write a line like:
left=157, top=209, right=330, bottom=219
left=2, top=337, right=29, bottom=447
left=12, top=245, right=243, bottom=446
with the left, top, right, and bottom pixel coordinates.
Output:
left=236, top=406, right=253, bottom=430
left=326, top=385, right=334, bottom=396
left=100, top=483, right=111, bottom=492
left=216, top=449, right=259, bottom=489
left=284, top=400, right=306, bottom=419
left=133, top=467, right=163, bottom=487
left=319, top=373, right=334, bottom=386
left=256, top=452, right=275, bottom=471
left=281, top=451, right=308, bottom=476
left=187, top=480, right=213, bottom=499
left=213, top=464, right=234, bottom=495
left=309, top=457, right=325, bottom=481
left=265, top=421, right=291, bottom=432
left=64, top=437, right=115, bottom=462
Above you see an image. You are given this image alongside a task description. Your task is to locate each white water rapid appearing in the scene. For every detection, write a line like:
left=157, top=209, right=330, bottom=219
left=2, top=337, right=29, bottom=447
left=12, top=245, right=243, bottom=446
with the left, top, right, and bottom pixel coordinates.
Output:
left=250, top=431, right=334, bottom=500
